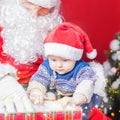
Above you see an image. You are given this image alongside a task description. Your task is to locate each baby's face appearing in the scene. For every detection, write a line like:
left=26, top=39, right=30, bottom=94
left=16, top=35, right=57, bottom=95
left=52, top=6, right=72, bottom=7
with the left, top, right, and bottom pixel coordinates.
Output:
left=48, top=55, right=76, bottom=74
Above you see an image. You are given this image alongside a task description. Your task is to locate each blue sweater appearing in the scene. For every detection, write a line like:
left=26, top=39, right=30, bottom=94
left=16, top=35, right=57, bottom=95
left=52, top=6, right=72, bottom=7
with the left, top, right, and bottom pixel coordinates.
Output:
left=30, top=59, right=96, bottom=95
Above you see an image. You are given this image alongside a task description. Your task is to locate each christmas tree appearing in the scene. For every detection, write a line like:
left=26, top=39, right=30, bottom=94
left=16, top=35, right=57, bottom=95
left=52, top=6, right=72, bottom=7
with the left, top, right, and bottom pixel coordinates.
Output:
left=103, top=33, right=120, bottom=120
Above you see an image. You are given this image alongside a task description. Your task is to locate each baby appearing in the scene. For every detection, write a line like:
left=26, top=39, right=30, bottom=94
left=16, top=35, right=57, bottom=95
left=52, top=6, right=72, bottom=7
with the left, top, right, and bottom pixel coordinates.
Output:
left=27, top=22, right=101, bottom=120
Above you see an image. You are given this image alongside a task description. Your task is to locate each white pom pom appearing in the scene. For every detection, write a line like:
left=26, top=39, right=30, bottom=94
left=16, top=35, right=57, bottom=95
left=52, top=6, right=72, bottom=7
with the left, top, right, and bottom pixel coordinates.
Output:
left=117, top=51, right=120, bottom=60
left=111, top=53, right=117, bottom=61
left=103, top=96, right=108, bottom=103
left=103, top=61, right=111, bottom=71
left=111, top=81, right=119, bottom=89
left=103, top=61, right=111, bottom=77
left=111, top=67, right=117, bottom=74
left=116, top=78, right=120, bottom=84
left=108, top=67, right=116, bottom=76
left=110, top=39, right=119, bottom=51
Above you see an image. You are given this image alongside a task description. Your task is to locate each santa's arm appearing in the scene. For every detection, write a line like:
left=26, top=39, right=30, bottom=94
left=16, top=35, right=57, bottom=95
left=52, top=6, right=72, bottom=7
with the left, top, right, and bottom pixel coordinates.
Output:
left=27, top=64, right=51, bottom=104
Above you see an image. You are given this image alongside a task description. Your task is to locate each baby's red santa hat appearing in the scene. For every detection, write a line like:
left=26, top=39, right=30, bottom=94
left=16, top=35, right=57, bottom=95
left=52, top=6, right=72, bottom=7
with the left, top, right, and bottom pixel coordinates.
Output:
left=28, top=0, right=57, bottom=8
left=44, top=22, right=97, bottom=60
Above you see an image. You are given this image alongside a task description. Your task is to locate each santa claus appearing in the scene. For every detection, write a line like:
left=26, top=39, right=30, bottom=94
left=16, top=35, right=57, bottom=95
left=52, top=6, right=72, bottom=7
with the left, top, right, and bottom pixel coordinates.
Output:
left=0, top=0, right=62, bottom=113
left=0, top=0, right=62, bottom=84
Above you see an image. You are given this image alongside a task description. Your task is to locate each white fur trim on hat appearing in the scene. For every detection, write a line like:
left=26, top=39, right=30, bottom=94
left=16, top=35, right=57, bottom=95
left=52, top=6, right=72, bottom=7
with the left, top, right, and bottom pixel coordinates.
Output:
left=44, top=22, right=97, bottom=60
left=28, top=0, right=57, bottom=8
left=44, top=43, right=83, bottom=60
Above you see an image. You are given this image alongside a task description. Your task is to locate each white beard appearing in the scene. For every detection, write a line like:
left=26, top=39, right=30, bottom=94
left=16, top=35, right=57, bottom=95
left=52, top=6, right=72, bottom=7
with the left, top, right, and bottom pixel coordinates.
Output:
left=0, top=0, right=62, bottom=64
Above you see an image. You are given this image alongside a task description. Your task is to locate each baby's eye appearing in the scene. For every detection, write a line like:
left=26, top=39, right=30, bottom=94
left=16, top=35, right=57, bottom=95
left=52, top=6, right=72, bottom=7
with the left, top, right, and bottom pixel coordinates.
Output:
left=51, top=59, right=56, bottom=61
left=63, top=59, right=68, bottom=62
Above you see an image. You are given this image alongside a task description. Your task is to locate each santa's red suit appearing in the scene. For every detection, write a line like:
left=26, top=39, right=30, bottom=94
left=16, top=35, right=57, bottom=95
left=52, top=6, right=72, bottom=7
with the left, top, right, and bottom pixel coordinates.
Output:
left=0, top=0, right=62, bottom=84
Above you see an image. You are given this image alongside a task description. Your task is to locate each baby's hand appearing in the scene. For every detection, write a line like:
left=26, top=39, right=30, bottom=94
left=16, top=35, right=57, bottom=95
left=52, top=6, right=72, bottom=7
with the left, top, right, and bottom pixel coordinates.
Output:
left=72, top=93, right=87, bottom=106
left=29, top=88, right=44, bottom=105
left=57, top=97, right=72, bottom=108
left=44, top=92, right=56, bottom=101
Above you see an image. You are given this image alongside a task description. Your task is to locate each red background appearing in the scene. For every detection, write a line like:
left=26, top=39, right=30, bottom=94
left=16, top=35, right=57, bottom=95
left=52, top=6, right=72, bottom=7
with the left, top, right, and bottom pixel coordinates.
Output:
left=61, top=0, right=120, bottom=63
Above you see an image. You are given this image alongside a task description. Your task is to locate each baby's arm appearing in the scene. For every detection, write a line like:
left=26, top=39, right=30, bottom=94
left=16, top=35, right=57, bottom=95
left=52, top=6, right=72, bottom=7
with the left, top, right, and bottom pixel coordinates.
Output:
left=27, top=81, right=47, bottom=105
left=72, top=66, right=96, bottom=106
left=72, top=80, right=94, bottom=105
left=27, top=63, right=51, bottom=105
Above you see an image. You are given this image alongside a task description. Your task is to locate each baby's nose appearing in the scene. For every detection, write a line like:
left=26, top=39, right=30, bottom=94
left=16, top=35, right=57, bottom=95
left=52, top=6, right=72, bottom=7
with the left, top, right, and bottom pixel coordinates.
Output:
left=57, top=62, right=62, bottom=67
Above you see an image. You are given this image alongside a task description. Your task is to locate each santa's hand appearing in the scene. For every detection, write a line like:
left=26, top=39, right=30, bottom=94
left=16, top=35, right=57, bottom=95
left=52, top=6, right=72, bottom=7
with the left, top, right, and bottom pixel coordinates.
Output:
left=0, top=75, right=34, bottom=113
left=29, top=88, right=44, bottom=105
left=72, top=93, right=87, bottom=106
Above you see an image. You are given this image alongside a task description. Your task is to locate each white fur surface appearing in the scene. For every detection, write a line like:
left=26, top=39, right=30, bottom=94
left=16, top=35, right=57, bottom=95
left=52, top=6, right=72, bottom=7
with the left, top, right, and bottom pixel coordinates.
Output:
left=89, top=61, right=106, bottom=98
left=33, top=101, right=80, bottom=112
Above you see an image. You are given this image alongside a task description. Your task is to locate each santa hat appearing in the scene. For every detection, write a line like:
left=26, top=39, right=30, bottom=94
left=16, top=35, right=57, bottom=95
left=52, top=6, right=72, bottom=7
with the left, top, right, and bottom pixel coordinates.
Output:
left=28, top=0, right=57, bottom=8
left=44, top=22, right=97, bottom=60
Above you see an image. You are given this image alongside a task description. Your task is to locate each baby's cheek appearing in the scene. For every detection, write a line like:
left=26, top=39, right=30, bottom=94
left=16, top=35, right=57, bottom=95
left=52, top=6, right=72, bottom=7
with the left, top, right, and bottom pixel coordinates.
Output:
left=50, top=64, right=56, bottom=71
left=65, top=65, right=73, bottom=71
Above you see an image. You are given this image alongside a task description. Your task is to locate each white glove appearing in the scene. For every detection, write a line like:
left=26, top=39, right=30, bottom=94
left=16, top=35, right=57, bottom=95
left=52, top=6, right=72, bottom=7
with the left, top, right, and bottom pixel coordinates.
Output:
left=0, top=75, right=34, bottom=113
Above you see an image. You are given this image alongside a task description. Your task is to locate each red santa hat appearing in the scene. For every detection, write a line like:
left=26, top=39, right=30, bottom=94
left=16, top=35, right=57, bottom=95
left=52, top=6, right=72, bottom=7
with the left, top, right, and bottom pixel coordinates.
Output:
left=28, top=0, right=57, bottom=8
left=44, top=22, right=97, bottom=60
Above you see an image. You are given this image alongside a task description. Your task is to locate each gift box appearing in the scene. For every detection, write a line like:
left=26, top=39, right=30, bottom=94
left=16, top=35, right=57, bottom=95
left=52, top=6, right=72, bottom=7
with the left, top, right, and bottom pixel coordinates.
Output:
left=0, top=111, right=82, bottom=120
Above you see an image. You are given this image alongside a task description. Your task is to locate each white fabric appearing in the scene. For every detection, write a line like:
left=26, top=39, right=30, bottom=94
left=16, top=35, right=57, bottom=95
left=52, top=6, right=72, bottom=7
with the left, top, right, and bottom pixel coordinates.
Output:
left=28, top=0, right=57, bottom=8
left=44, top=43, right=83, bottom=60
left=0, top=76, right=34, bottom=113
left=33, top=101, right=81, bottom=112
left=89, top=61, right=106, bottom=98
